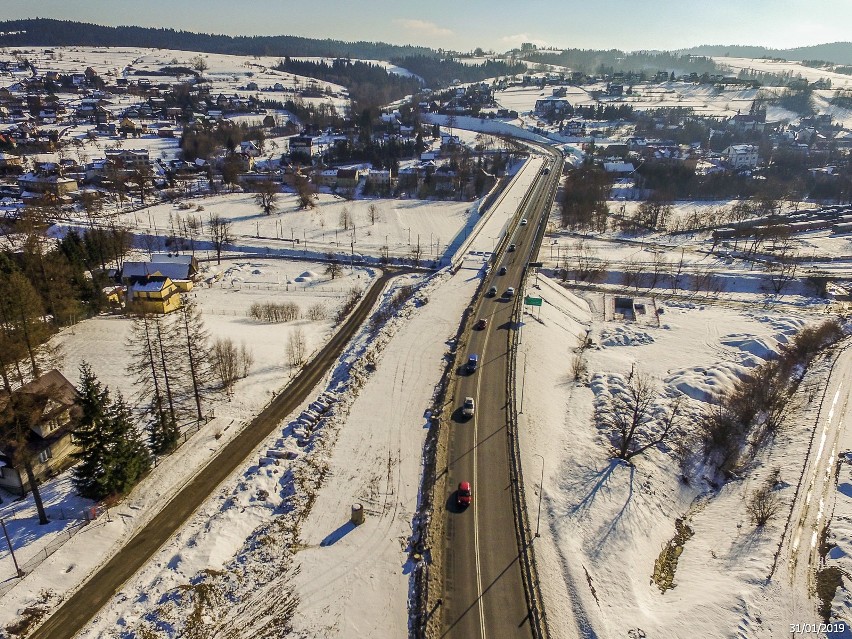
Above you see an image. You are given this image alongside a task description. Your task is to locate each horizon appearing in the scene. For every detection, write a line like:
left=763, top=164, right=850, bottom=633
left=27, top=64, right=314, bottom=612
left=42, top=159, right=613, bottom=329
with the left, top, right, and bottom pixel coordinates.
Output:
left=2, top=1, right=851, bottom=55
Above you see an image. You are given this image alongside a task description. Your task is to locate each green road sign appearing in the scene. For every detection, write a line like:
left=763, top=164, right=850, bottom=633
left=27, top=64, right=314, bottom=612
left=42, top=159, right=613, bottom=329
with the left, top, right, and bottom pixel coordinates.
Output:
left=524, top=296, right=542, bottom=306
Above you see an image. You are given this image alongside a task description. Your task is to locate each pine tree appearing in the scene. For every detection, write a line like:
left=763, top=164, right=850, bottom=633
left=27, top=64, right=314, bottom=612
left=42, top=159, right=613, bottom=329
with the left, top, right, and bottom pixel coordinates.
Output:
left=72, top=362, right=113, bottom=499
left=73, top=363, right=151, bottom=499
left=107, top=392, right=151, bottom=493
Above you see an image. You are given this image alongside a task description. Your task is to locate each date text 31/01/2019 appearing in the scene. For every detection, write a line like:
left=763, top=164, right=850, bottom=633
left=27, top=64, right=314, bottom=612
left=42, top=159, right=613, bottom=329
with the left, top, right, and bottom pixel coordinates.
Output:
left=790, top=623, right=846, bottom=634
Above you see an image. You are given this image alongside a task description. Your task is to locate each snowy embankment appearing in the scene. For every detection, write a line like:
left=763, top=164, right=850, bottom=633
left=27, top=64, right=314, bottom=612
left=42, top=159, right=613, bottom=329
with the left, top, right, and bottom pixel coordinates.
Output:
left=518, top=272, right=835, bottom=638
left=66, top=263, right=475, bottom=638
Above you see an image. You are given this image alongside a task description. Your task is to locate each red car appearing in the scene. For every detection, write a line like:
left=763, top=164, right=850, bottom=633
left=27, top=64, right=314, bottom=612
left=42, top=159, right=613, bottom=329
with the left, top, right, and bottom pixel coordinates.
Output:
left=457, top=481, right=472, bottom=507
left=475, top=318, right=488, bottom=330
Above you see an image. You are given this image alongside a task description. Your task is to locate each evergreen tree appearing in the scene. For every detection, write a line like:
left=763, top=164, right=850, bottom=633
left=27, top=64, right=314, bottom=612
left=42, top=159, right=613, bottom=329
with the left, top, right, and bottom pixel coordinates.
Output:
left=107, top=392, right=151, bottom=493
left=73, top=363, right=151, bottom=499
left=72, top=362, right=114, bottom=499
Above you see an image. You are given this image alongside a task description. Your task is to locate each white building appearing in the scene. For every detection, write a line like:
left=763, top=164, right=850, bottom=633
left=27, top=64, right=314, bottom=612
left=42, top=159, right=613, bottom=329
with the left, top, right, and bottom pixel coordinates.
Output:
left=724, top=144, right=759, bottom=169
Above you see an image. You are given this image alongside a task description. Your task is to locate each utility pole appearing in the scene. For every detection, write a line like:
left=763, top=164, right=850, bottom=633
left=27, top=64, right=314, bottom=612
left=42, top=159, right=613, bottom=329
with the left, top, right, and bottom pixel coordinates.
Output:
left=1, top=518, right=23, bottom=577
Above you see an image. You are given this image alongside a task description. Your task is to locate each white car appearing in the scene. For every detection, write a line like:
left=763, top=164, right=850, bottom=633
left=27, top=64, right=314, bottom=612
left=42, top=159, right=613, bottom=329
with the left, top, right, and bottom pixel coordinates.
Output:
left=462, top=396, right=475, bottom=418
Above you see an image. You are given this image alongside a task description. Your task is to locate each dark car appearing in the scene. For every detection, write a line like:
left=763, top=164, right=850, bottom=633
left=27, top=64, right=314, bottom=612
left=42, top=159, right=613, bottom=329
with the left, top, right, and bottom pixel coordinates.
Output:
left=499, top=266, right=507, bottom=275
left=457, top=481, right=472, bottom=507
left=487, top=286, right=497, bottom=297
left=467, top=353, right=479, bottom=373
left=508, top=243, right=516, bottom=252
left=475, top=318, right=488, bottom=330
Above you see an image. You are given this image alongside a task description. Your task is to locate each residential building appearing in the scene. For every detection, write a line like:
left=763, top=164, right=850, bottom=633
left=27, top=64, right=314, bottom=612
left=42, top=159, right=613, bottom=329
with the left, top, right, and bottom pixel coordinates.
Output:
left=724, top=144, right=760, bottom=169
left=0, top=370, right=81, bottom=496
left=125, top=275, right=183, bottom=314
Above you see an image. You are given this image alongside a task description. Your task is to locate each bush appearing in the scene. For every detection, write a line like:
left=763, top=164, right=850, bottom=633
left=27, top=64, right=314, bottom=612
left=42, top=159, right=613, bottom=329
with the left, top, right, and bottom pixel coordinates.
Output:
left=746, top=484, right=781, bottom=526
left=249, top=301, right=300, bottom=323
left=306, top=302, right=327, bottom=321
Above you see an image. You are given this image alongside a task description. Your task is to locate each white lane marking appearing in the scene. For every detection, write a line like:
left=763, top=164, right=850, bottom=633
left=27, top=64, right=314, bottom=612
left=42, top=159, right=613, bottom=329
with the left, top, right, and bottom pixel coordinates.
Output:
left=473, top=318, right=492, bottom=639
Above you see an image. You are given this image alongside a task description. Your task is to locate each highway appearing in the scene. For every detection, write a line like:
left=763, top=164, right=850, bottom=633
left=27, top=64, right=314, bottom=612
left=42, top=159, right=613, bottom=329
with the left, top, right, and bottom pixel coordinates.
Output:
left=440, top=146, right=562, bottom=639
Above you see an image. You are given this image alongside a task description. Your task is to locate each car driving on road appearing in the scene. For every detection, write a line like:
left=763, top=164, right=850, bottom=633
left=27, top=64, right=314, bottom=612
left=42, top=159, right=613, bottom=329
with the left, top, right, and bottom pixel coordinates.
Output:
left=508, top=243, right=516, bottom=252
left=457, top=481, right=472, bottom=507
left=503, top=287, right=515, bottom=298
left=487, top=286, right=497, bottom=297
left=499, top=266, right=507, bottom=275
left=475, top=318, right=488, bottom=330
left=520, top=218, right=528, bottom=226
left=462, top=396, right=475, bottom=417
left=467, top=354, right=479, bottom=373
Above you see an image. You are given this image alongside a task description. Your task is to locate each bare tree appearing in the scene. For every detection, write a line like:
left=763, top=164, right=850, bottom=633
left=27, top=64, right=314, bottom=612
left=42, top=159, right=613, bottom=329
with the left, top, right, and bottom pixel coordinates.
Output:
left=286, top=327, right=307, bottom=367
left=339, top=206, right=352, bottom=231
left=254, top=178, right=279, bottom=215
left=325, top=258, right=342, bottom=280
left=208, top=213, right=232, bottom=265
left=367, top=202, right=381, bottom=225
left=766, top=247, right=799, bottom=296
left=621, top=259, right=646, bottom=291
left=212, top=338, right=253, bottom=391
left=176, top=298, right=212, bottom=421
left=292, top=172, right=317, bottom=209
left=306, top=303, right=327, bottom=321
left=601, top=370, right=683, bottom=461
left=130, top=164, right=155, bottom=205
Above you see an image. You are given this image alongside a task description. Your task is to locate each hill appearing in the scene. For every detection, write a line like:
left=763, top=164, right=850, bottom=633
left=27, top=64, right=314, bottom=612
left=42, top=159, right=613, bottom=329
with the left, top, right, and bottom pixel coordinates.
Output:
left=682, top=42, right=852, bottom=65
left=0, top=18, right=436, bottom=61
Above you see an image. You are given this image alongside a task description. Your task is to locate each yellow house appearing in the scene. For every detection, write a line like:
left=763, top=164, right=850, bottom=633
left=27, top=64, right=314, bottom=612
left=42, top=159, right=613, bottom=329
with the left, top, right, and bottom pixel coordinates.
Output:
left=126, top=275, right=182, bottom=314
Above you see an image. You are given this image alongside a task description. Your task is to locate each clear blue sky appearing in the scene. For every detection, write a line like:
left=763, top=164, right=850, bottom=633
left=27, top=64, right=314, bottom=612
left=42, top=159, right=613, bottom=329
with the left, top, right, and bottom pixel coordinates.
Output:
left=4, top=0, right=849, bottom=52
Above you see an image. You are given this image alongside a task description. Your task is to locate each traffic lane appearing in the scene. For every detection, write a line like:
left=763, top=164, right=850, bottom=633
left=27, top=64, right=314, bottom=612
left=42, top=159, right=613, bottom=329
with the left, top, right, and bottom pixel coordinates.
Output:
left=444, top=412, right=481, bottom=639
left=473, top=337, right=530, bottom=638
left=443, top=303, right=514, bottom=638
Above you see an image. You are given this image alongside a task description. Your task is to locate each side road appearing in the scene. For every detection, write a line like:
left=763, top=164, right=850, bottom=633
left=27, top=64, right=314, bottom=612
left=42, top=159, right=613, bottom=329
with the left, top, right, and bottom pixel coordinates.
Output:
left=29, top=267, right=408, bottom=639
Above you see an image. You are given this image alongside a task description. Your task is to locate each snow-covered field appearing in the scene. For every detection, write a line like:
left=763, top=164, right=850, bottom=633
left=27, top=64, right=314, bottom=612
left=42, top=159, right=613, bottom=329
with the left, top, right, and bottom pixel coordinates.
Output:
left=518, top=271, right=844, bottom=638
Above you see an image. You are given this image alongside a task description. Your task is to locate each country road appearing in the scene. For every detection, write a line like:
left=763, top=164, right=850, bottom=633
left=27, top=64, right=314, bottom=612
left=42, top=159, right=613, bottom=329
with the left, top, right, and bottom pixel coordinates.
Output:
left=28, top=267, right=410, bottom=639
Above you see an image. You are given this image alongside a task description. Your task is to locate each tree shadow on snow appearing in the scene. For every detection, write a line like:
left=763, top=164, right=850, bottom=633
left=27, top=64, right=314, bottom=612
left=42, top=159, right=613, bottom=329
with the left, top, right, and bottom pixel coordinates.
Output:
left=567, top=459, right=637, bottom=555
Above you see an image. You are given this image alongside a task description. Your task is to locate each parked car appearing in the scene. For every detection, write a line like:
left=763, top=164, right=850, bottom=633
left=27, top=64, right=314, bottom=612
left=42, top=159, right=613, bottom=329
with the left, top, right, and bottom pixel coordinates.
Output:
left=457, top=481, right=472, bottom=507
left=520, top=218, right=528, bottom=226
left=508, top=243, right=516, bottom=252
left=499, top=266, right=507, bottom=275
left=467, top=354, right=479, bottom=373
left=475, top=318, right=488, bottom=330
left=487, top=286, right=497, bottom=297
left=503, top=287, right=515, bottom=298
left=462, top=396, right=475, bottom=417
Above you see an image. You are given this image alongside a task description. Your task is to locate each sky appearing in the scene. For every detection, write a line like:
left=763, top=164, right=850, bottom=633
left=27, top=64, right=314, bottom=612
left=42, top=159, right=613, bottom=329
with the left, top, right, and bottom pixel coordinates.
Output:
left=3, top=0, right=851, bottom=53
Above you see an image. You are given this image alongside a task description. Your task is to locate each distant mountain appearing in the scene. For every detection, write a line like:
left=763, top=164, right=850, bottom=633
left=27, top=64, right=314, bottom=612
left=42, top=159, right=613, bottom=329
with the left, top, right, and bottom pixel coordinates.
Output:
left=0, top=18, right=437, bottom=61
left=681, top=42, right=852, bottom=65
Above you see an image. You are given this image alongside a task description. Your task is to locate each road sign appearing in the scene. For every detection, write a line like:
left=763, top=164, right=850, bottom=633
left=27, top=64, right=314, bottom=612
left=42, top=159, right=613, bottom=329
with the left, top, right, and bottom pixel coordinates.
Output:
left=528, top=261, right=543, bottom=268
left=524, top=296, right=542, bottom=307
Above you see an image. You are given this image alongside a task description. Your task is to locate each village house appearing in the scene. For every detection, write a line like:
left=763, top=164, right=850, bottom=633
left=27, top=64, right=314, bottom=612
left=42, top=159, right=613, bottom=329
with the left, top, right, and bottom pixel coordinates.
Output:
left=724, top=144, right=760, bottom=169
left=125, top=275, right=183, bottom=314
left=0, top=370, right=81, bottom=496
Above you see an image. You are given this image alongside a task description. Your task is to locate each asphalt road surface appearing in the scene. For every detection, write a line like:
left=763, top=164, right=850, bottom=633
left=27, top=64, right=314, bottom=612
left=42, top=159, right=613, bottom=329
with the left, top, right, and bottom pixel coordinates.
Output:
left=29, top=267, right=410, bottom=639
left=440, top=149, right=561, bottom=639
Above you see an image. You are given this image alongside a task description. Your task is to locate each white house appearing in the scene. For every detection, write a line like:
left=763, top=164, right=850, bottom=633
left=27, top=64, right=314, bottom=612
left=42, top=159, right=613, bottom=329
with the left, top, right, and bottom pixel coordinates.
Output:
left=724, top=144, right=759, bottom=169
